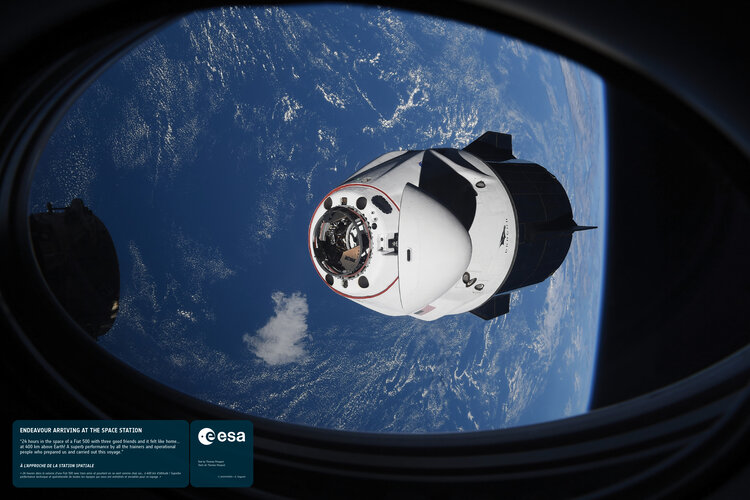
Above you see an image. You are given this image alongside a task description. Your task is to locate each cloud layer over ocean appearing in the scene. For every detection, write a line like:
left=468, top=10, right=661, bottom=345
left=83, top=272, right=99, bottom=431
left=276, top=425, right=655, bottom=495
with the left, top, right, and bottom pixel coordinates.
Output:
left=244, top=291, right=310, bottom=365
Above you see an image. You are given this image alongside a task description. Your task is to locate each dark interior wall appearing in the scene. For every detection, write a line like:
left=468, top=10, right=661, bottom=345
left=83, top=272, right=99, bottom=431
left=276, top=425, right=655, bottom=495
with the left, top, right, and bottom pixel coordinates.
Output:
left=591, top=85, right=750, bottom=408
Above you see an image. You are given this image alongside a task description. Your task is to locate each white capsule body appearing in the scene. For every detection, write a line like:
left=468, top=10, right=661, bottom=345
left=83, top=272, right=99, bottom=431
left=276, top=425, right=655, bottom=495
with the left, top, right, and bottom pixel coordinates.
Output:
left=308, top=148, right=517, bottom=321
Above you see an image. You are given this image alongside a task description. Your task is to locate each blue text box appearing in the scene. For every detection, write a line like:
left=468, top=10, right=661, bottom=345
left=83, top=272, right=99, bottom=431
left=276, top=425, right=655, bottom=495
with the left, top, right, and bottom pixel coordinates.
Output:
left=190, top=420, right=253, bottom=487
left=13, top=420, right=188, bottom=488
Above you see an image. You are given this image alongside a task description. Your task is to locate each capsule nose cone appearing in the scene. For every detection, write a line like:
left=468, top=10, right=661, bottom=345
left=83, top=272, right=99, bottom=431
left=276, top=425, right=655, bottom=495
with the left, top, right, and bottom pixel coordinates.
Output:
left=398, top=183, right=472, bottom=313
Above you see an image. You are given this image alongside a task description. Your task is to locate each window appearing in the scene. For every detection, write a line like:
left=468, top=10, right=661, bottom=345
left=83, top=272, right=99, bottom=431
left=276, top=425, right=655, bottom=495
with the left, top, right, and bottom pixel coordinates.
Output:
left=28, top=4, right=607, bottom=433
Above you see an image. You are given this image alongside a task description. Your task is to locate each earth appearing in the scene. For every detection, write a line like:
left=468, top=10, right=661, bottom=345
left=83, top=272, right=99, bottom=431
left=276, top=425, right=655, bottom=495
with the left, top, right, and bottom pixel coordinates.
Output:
left=30, top=5, right=607, bottom=432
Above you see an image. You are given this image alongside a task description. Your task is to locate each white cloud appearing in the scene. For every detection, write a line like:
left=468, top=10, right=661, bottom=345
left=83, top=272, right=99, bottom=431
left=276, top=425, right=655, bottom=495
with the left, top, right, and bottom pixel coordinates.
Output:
left=502, top=361, right=537, bottom=425
left=315, top=83, right=347, bottom=109
left=244, top=292, right=309, bottom=365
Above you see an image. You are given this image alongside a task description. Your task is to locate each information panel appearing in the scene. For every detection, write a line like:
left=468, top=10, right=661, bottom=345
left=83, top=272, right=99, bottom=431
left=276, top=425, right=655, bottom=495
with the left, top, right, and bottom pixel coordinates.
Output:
left=13, top=420, right=188, bottom=488
left=190, top=420, right=253, bottom=487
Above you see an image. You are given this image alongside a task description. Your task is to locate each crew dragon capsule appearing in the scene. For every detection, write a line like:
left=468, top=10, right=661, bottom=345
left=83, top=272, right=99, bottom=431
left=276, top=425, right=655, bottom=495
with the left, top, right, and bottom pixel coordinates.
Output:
left=308, top=131, right=595, bottom=321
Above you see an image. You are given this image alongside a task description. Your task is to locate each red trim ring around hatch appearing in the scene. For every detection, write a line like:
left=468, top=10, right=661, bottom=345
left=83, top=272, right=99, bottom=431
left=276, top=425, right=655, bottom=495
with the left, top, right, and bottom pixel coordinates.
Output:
left=308, top=183, right=400, bottom=299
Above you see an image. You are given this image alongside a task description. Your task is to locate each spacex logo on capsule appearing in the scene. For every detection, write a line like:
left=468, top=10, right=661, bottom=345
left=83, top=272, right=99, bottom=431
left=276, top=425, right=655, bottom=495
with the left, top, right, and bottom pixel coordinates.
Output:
left=197, top=427, right=246, bottom=445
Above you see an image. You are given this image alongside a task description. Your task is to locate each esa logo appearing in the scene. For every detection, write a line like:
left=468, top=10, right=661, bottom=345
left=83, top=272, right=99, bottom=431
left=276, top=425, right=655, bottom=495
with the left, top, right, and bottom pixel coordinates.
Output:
left=197, top=427, right=246, bottom=446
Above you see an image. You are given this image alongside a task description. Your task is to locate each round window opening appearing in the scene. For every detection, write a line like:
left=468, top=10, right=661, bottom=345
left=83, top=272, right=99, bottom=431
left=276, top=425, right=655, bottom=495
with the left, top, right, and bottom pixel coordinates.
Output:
left=28, top=4, right=610, bottom=432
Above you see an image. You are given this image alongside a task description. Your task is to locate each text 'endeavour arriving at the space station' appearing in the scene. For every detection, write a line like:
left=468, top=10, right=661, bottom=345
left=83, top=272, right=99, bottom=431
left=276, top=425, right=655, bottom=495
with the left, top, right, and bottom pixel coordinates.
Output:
left=12, top=420, right=253, bottom=488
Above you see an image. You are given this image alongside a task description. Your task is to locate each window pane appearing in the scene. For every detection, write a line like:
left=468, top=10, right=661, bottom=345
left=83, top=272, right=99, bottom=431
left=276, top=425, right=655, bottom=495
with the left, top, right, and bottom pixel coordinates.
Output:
left=29, top=5, right=607, bottom=432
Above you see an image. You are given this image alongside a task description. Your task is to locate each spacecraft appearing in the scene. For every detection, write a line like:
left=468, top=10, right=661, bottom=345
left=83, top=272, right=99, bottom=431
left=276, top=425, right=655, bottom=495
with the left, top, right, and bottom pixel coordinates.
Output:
left=29, top=198, right=120, bottom=337
left=308, top=132, right=594, bottom=321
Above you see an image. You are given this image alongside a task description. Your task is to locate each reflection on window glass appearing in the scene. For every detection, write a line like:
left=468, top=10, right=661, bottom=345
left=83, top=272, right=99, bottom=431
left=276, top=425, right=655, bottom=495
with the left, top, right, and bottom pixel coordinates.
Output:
left=30, top=5, right=607, bottom=432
